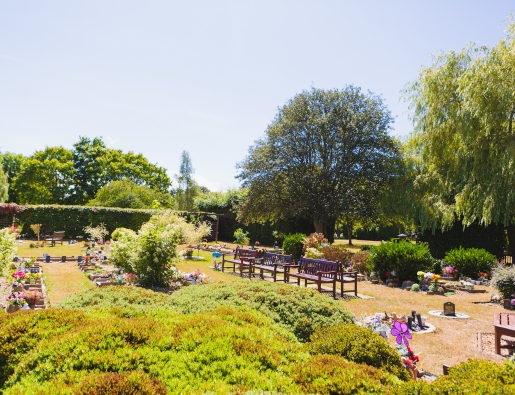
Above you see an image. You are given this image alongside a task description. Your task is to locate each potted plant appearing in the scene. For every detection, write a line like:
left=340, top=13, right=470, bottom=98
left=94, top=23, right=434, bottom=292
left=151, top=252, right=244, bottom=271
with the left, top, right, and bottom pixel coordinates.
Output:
left=6, top=293, right=25, bottom=313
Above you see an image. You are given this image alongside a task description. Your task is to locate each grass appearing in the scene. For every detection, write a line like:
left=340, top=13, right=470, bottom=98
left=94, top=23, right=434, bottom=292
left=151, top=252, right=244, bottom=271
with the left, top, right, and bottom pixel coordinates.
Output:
left=41, top=261, right=94, bottom=305
left=16, top=240, right=90, bottom=258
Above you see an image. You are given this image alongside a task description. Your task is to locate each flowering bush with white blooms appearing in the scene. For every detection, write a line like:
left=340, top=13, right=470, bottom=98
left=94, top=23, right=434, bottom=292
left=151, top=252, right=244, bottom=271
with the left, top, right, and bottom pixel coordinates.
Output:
left=133, top=222, right=180, bottom=287
left=0, top=228, right=17, bottom=275
left=110, top=228, right=138, bottom=274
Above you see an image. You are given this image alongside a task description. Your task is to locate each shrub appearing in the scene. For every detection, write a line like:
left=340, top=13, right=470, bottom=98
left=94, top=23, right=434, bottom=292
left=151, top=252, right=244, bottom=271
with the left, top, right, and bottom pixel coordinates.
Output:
left=491, top=263, right=515, bottom=300
left=350, top=251, right=372, bottom=274
left=282, top=233, right=306, bottom=261
left=308, top=323, right=410, bottom=381
left=321, top=245, right=352, bottom=263
left=411, top=284, right=420, bottom=292
left=291, top=355, right=395, bottom=394
left=369, top=241, right=432, bottom=283
left=0, top=307, right=307, bottom=394
left=395, top=359, right=515, bottom=394
left=302, top=233, right=328, bottom=253
left=56, top=286, right=174, bottom=314
left=0, top=228, right=16, bottom=276
left=111, top=227, right=137, bottom=241
left=75, top=372, right=168, bottom=395
left=233, top=228, right=250, bottom=245
left=110, top=229, right=137, bottom=273
left=445, top=247, right=496, bottom=279
left=168, top=280, right=354, bottom=342
left=360, top=244, right=374, bottom=251
left=304, top=247, right=324, bottom=259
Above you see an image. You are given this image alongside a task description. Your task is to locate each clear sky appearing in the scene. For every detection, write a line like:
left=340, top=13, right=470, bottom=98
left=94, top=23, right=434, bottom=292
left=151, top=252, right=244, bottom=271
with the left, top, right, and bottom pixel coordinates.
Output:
left=0, top=1, right=512, bottom=191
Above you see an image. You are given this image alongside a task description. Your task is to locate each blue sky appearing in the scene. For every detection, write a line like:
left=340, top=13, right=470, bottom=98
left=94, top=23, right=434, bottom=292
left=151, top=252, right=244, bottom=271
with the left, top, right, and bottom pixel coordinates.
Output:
left=0, top=1, right=512, bottom=191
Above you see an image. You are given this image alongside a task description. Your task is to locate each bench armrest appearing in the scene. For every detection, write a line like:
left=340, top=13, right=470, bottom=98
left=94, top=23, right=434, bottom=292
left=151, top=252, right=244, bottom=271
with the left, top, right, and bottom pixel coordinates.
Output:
left=317, top=270, right=336, bottom=274
left=283, top=264, right=299, bottom=268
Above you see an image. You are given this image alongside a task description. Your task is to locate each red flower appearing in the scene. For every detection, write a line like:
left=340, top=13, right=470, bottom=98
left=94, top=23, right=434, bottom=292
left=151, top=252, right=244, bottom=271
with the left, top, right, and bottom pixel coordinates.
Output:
left=386, top=272, right=390, bottom=276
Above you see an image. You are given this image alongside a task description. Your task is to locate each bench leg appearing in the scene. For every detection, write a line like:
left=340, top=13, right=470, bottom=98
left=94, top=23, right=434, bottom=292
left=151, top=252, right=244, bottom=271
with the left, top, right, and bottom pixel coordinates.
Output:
left=333, top=280, right=336, bottom=299
left=221, top=259, right=225, bottom=273
left=340, top=280, right=344, bottom=297
left=297, top=277, right=300, bottom=287
left=260, top=269, right=264, bottom=280
left=304, top=279, right=307, bottom=287
left=273, top=269, right=276, bottom=282
left=317, top=279, right=322, bottom=293
left=354, top=277, right=358, bottom=296
left=495, top=326, right=501, bottom=355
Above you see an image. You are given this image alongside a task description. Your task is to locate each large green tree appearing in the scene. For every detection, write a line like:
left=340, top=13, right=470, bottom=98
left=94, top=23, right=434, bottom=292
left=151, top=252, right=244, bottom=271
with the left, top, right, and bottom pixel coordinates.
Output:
left=237, top=87, right=399, bottom=241
left=12, top=147, right=75, bottom=204
left=0, top=154, right=8, bottom=203
left=72, top=136, right=171, bottom=204
left=1, top=152, right=27, bottom=203
left=87, top=179, right=173, bottom=209
left=404, top=18, right=515, bottom=254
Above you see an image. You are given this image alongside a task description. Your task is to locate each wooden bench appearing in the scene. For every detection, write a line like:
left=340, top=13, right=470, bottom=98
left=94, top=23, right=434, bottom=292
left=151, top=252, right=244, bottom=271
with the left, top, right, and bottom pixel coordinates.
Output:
left=46, top=231, right=65, bottom=246
left=494, top=312, right=515, bottom=355
left=284, top=256, right=340, bottom=298
left=250, top=252, right=293, bottom=282
left=221, top=247, right=259, bottom=277
left=338, top=266, right=358, bottom=296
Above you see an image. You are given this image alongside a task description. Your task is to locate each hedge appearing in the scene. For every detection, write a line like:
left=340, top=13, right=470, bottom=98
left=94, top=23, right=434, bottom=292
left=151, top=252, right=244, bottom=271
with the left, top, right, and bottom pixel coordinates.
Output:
left=0, top=204, right=199, bottom=239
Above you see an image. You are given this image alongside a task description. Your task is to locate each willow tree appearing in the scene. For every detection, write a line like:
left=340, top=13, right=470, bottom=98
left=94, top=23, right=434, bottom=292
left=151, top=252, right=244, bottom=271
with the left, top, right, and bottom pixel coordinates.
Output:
left=237, top=87, right=399, bottom=241
left=404, top=17, right=515, bottom=254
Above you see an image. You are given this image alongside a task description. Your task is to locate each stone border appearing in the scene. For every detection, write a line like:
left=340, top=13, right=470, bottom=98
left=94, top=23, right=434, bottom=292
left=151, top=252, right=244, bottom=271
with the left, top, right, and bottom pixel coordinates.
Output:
left=427, top=310, right=470, bottom=319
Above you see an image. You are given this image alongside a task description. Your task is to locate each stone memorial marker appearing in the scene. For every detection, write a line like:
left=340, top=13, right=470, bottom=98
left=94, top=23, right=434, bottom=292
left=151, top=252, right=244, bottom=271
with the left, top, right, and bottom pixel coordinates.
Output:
left=443, top=301, right=455, bottom=316
left=411, top=310, right=417, bottom=318
left=408, top=316, right=414, bottom=330
left=416, top=313, right=424, bottom=329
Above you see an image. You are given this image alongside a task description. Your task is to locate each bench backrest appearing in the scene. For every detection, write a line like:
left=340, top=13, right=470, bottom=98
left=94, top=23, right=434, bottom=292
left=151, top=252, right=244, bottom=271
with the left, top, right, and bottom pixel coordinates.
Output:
left=53, top=231, right=65, bottom=240
left=494, top=312, right=515, bottom=326
left=298, top=256, right=340, bottom=279
left=234, top=247, right=258, bottom=260
left=260, top=252, right=293, bottom=267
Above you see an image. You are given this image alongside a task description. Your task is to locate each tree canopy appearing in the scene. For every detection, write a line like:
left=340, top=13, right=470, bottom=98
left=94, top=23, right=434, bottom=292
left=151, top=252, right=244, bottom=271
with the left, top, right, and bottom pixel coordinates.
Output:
left=0, top=153, right=8, bottom=203
left=403, top=18, right=515, bottom=252
left=174, top=151, right=205, bottom=211
left=87, top=179, right=173, bottom=209
left=237, top=87, right=399, bottom=240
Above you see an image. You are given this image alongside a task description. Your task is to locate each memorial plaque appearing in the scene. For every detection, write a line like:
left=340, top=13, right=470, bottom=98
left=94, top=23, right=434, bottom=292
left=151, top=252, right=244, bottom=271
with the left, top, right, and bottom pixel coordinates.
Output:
left=443, top=302, right=455, bottom=316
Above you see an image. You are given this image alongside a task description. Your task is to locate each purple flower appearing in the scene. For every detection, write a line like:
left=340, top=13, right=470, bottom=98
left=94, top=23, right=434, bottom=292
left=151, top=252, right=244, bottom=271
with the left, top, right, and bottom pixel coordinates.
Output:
left=391, top=321, right=412, bottom=347
left=511, top=299, right=515, bottom=306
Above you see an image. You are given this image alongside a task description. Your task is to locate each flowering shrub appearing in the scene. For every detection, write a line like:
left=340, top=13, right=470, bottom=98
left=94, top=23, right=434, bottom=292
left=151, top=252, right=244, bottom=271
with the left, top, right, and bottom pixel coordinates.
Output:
left=321, top=245, right=352, bottom=264
left=133, top=223, right=179, bottom=287
left=110, top=228, right=137, bottom=273
left=302, top=233, right=328, bottom=253
left=83, top=223, right=109, bottom=242
left=491, top=263, right=515, bottom=300
left=0, top=228, right=16, bottom=276
left=304, top=247, right=324, bottom=259
left=349, top=251, right=372, bottom=274
left=233, top=228, right=250, bottom=245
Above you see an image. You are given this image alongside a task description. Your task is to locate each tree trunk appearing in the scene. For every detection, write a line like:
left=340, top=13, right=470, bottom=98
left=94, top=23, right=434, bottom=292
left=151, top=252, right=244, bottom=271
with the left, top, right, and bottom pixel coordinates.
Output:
left=347, top=221, right=353, bottom=246
left=507, top=224, right=515, bottom=261
left=313, top=218, right=328, bottom=239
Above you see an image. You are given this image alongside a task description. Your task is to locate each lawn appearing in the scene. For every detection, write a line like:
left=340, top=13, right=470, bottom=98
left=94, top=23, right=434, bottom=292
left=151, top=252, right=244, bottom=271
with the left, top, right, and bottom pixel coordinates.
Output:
left=15, top=240, right=88, bottom=258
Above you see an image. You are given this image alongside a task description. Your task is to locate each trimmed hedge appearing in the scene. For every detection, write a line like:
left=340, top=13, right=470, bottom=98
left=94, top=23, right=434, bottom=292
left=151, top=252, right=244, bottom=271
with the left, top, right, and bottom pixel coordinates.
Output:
left=0, top=204, right=197, bottom=239
left=308, top=323, right=410, bottom=381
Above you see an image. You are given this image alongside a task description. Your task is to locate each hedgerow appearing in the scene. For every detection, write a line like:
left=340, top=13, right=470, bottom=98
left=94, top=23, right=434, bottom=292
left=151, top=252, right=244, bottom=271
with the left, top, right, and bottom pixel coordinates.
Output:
left=168, top=280, right=355, bottom=342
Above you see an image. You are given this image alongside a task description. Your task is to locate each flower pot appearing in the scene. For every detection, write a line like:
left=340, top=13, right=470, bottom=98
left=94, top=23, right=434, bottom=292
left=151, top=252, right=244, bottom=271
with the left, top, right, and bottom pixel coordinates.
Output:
left=13, top=285, right=23, bottom=293
left=504, top=299, right=514, bottom=310
left=6, top=304, right=21, bottom=313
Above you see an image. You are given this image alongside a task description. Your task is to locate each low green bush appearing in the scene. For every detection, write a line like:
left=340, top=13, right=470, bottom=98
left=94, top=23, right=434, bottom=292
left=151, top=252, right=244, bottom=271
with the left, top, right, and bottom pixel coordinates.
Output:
left=168, top=280, right=354, bottom=342
left=395, top=359, right=515, bottom=394
left=369, top=241, right=432, bottom=283
left=0, top=307, right=307, bottom=394
left=291, top=355, right=395, bottom=394
left=282, top=233, right=306, bottom=261
left=491, top=264, right=515, bottom=300
left=445, top=247, right=496, bottom=279
left=308, top=322, right=410, bottom=381
left=75, top=372, right=168, bottom=395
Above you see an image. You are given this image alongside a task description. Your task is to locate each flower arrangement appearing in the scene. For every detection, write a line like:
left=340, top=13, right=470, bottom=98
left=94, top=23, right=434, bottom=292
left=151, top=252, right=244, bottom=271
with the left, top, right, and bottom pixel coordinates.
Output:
left=478, top=272, right=489, bottom=281
left=124, top=273, right=138, bottom=285
left=443, top=266, right=457, bottom=275
left=6, top=292, right=25, bottom=306
left=23, top=290, right=43, bottom=305
left=12, top=271, right=27, bottom=283
left=491, top=294, right=503, bottom=303
left=432, top=274, right=441, bottom=288
left=355, top=313, right=392, bottom=340
left=182, top=269, right=207, bottom=284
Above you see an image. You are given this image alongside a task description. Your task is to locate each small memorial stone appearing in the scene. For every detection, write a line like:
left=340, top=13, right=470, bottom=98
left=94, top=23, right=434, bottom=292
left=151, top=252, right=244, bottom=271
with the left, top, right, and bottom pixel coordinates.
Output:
left=443, top=302, right=455, bottom=316
left=411, top=310, right=417, bottom=318
left=416, top=313, right=424, bottom=329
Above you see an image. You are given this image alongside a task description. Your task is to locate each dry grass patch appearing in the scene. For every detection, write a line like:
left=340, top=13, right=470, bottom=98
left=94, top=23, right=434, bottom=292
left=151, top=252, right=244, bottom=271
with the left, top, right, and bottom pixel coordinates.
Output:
left=41, top=261, right=94, bottom=305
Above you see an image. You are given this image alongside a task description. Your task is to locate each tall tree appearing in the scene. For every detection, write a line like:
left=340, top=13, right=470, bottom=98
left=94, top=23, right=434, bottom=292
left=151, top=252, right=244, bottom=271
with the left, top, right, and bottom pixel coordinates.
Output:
left=174, top=151, right=200, bottom=212
left=0, top=153, right=8, bottom=203
left=1, top=152, right=27, bottom=203
left=237, top=87, right=399, bottom=240
left=72, top=136, right=171, bottom=204
left=12, top=147, right=75, bottom=204
left=403, top=17, right=515, bottom=254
